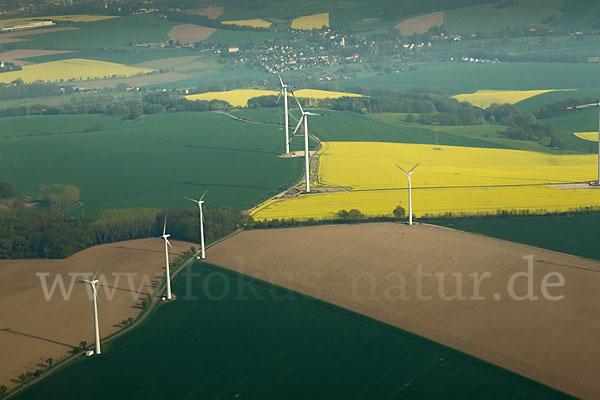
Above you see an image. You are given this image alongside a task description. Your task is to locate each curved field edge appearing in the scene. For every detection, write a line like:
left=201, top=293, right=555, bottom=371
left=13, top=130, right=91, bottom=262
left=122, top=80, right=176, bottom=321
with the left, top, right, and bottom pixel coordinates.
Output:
left=11, top=260, right=575, bottom=400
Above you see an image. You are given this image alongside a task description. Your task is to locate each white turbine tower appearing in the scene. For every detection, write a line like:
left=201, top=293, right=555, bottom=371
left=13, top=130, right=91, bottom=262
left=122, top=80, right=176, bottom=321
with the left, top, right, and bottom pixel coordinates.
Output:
left=563, top=102, right=600, bottom=185
left=289, top=91, right=324, bottom=192
left=275, top=72, right=291, bottom=154
left=395, top=163, right=420, bottom=226
left=185, top=188, right=209, bottom=259
left=74, top=265, right=102, bottom=355
left=156, top=215, right=174, bottom=300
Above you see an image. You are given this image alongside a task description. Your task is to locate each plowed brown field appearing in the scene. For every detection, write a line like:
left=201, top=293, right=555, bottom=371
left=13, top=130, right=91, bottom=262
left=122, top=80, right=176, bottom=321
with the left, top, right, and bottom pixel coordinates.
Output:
left=207, top=223, right=600, bottom=399
left=0, top=239, right=194, bottom=389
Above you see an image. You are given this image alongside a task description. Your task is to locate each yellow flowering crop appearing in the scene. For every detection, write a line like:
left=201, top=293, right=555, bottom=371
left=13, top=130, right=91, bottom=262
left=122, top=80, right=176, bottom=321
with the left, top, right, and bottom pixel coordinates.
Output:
left=453, top=90, right=560, bottom=108
left=574, top=132, right=598, bottom=142
left=0, top=58, right=153, bottom=84
left=185, top=89, right=362, bottom=107
left=291, top=13, right=329, bottom=30
left=253, top=142, right=600, bottom=220
left=221, top=19, right=272, bottom=28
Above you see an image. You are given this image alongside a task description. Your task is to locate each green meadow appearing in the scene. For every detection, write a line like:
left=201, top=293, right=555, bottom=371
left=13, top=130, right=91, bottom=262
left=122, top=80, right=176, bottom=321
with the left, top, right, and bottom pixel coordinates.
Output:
left=0, top=112, right=306, bottom=215
left=12, top=262, right=574, bottom=400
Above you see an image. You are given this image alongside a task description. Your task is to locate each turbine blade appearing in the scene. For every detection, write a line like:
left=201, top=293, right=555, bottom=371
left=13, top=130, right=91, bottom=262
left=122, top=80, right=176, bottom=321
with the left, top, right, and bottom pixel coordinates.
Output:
left=305, top=112, right=324, bottom=116
left=92, top=264, right=101, bottom=280
left=290, top=90, right=304, bottom=114
left=408, top=163, right=420, bottom=173
left=275, top=90, right=282, bottom=106
left=163, top=214, right=167, bottom=236
left=200, top=187, right=209, bottom=201
left=288, top=118, right=304, bottom=144
left=277, top=71, right=284, bottom=87
left=563, top=103, right=600, bottom=110
left=73, top=278, right=89, bottom=283
left=184, top=197, right=199, bottom=203
left=166, top=239, right=174, bottom=251
left=394, top=163, right=408, bottom=174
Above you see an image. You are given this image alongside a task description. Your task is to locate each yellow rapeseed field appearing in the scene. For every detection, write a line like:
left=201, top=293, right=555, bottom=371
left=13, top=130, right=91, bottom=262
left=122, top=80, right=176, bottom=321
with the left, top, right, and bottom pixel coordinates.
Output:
left=291, top=13, right=329, bottom=30
left=221, top=19, right=272, bottom=28
left=452, top=90, right=559, bottom=108
left=0, top=58, right=153, bottom=84
left=574, top=132, right=599, bottom=142
left=252, top=186, right=600, bottom=220
left=0, top=15, right=118, bottom=26
left=252, top=142, right=600, bottom=220
left=185, top=89, right=363, bottom=107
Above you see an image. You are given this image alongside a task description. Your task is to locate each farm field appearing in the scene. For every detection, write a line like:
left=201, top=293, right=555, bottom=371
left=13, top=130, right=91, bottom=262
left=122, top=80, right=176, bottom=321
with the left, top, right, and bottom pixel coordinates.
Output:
left=0, top=238, right=195, bottom=390
left=0, top=15, right=118, bottom=27
left=167, top=24, right=216, bottom=42
left=12, top=259, right=576, bottom=400
left=443, top=0, right=564, bottom=34
left=186, top=88, right=362, bottom=107
left=334, top=62, right=600, bottom=95
left=574, top=132, right=598, bottom=141
left=430, top=214, right=600, bottom=261
left=221, top=19, right=273, bottom=28
left=206, top=223, right=599, bottom=399
left=0, top=58, right=153, bottom=84
left=0, top=112, right=306, bottom=215
left=394, top=11, right=444, bottom=36
left=291, top=12, right=329, bottom=30
left=453, top=89, right=562, bottom=108
left=252, top=142, right=600, bottom=220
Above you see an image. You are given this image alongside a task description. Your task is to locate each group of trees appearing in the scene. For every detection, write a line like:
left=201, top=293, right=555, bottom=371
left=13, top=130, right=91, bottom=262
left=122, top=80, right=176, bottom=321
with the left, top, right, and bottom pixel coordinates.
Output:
left=0, top=81, right=72, bottom=101
left=0, top=181, right=16, bottom=199
left=39, top=184, right=80, bottom=214
left=0, top=205, right=247, bottom=259
left=485, top=103, right=563, bottom=147
left=535, top=97, right=600, bottom=119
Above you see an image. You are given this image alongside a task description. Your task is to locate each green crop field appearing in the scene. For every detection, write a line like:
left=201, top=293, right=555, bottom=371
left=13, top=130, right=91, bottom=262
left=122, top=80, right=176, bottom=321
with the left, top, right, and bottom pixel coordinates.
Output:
left=0, top=112, right=306, bottom=215
left=6, top=15, right=175, bottom=51
left=550, top=0, right=600, bottom=30
left=232, top=108, right=591, bottom=154
left=430, top=214, right=600, bottom=261
left=334, top=62, right=600, bottom=95
left=13, top=262, right=574, bottom=400
left=444, top=0, right=564, bottom=34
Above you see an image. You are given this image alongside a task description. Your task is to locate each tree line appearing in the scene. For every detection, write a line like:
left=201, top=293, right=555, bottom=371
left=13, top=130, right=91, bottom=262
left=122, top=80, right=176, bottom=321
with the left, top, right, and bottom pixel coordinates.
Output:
left=0, top=205, right=248, bottom=259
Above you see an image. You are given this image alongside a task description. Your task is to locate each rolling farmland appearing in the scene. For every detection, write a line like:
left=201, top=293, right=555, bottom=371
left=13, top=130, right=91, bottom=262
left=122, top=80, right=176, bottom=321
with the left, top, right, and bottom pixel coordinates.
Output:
left=11, top=259, right=577, bottom=400
left=574, top=132, right=598, bottom=141
left=0, top=112, right=306, bottom=215
left=206, top=223, right=600, bottom=399
left=0, top=58, right=153, bottom=84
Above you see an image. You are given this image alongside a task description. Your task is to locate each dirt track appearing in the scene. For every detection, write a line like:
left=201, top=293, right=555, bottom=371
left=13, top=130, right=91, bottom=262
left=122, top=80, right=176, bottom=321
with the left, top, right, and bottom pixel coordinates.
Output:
left=207, top=223, right=600, bottom=399
left=0, top=239, right=195, bottom=389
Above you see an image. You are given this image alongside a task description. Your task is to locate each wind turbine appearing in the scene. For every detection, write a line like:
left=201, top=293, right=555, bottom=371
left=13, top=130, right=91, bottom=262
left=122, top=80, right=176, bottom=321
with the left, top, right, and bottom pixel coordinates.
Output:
left=185, top=188, right=209, bottom=259
left=156, top=215, right=174, bottom=300
left=563, top=102, right=600, bottom=185
left=275, top=72, right=291, bottom=154
left=289, top=91, right=324, bottom=192
left=395, top=163, right=420, bottom=226
left=74, top=265, right=102, bottom=355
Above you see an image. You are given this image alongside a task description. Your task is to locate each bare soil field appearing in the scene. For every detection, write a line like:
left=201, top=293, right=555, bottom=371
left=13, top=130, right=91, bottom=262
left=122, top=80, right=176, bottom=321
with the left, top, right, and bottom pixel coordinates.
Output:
left=395, top=11, right=444, bottom=35
left=0, top=27, right=78, bottom=44
left=0, top=238, right=194, bottom=390
left=72, top=72, right=190, bottom=89
left=168, top=24, right=216, bottom=43
left=0, top=50, right=73, bottom=66
left=184, top=7, right=224, bottom=19
left=207, top=223, right=600, bottom=399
